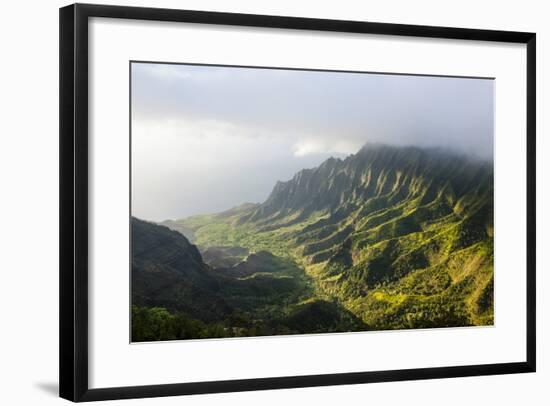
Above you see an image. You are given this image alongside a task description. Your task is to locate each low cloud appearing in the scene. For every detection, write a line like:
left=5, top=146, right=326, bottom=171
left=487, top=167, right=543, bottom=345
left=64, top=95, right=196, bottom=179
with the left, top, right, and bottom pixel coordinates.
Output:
left=131, top=63, right=494, bottom=220
left=292, top=138, right=362, bottom=157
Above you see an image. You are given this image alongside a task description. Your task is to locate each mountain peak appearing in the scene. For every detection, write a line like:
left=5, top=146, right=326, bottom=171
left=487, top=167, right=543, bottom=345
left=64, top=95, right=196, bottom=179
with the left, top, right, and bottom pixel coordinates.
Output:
left=248, top=143, right=492, bottom=222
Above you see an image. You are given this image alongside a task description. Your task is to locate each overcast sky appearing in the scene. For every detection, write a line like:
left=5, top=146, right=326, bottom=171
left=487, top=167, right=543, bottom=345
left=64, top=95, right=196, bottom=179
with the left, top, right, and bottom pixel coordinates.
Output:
left=131, top=63, right=494, bottom=222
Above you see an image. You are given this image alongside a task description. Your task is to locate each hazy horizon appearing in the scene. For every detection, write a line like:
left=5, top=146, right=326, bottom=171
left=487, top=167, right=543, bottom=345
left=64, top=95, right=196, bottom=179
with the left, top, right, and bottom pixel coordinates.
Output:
left=131, top=63, right=494, bottom=222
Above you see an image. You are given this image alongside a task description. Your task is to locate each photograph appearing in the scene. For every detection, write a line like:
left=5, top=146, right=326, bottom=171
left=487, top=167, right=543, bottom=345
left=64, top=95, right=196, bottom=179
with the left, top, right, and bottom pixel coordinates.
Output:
left=130, top=62, right=495, bottom=342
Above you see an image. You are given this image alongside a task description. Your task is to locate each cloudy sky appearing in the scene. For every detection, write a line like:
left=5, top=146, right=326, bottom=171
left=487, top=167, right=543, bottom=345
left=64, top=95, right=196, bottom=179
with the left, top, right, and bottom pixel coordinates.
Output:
left=131, top=62, right=494, bottom=221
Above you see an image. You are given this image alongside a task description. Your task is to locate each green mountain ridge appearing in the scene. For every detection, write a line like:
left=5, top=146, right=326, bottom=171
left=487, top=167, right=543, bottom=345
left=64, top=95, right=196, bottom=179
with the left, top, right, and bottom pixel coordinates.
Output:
left=135, top=144, right=494, bottom=340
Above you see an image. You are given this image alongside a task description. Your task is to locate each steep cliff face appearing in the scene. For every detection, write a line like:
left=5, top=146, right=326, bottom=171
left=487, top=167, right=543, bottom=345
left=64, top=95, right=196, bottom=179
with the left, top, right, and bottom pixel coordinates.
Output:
left=248, top=144, right=492, bottom=226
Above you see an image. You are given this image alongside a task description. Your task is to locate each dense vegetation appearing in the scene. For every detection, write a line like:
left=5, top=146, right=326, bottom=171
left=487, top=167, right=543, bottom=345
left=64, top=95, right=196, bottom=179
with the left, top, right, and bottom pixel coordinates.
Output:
left=132, top=144, right=494, bottom=341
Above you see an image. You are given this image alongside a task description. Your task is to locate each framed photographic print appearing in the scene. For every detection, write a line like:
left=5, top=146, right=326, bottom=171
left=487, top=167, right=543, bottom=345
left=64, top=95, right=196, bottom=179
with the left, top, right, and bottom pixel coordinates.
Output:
left=59, top=3, right=536, bottom=402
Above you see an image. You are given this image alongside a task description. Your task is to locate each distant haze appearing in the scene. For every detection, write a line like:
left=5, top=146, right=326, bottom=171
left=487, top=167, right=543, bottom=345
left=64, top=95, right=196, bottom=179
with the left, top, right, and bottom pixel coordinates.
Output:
left=131, top=63, right=494, bottom=221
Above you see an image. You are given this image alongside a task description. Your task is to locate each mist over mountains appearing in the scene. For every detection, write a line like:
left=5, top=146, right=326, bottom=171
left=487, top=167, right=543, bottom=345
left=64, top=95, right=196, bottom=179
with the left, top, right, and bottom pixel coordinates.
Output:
left=132, top=144, right=494, bottom=341
left=246, top=143, right=491, bottom=221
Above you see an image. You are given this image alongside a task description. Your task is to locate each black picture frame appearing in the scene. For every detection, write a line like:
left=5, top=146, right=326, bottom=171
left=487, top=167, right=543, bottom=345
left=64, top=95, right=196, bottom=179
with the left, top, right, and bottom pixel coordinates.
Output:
left=59, top=3, right=536, bottom=402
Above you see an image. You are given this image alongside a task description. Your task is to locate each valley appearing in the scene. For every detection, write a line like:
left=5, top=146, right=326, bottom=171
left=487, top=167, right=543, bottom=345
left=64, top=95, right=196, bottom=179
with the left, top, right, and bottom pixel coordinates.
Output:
left=132, top=144, right=494, bottom=341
